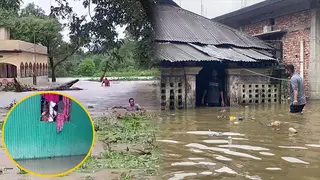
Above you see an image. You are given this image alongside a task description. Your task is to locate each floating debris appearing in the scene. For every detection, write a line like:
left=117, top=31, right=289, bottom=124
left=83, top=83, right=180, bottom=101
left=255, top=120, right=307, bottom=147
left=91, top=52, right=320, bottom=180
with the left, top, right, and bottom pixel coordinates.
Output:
left=229, top=116, right=237, bottom=121
left=289, top=127, right=297, bottom=134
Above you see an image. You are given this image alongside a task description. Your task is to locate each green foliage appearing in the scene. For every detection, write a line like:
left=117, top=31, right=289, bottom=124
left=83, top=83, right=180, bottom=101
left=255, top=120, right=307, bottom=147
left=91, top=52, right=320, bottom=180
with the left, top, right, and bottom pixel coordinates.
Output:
left=79, top=114, right=160, bottom=177
left=96, top=114, right=156, bottom=144
left=52, top=0, right=156, bottom=69
left=1, top=0, right=157, bottom=79
left=120, top=172, right=133, bottom=180
left=0, top=0, right=21, bottom=12
left=20, top=2, right=46, bottom=17
left=101, top=150, right=158, bottom=174
left=77, top=58, right=96, bottom=76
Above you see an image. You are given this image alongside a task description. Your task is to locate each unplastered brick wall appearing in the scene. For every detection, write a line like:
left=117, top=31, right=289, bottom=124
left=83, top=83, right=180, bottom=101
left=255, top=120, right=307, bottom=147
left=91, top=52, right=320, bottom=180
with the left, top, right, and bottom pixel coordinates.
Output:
left=243, top=20, right=271, bottom=35
left=242, top=10, right=311, bottom=96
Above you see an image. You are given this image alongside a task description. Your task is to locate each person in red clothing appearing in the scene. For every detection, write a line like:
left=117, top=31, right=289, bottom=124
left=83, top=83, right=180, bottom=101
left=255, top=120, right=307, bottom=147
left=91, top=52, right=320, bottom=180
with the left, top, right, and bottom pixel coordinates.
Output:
left=101, top=77, right=110, bottom=87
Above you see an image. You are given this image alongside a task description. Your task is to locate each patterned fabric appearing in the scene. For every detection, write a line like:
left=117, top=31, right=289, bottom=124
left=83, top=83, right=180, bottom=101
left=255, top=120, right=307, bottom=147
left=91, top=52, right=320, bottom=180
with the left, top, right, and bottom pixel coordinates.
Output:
left=56, top=113, right=65, bottom=133
left=56, top=96, right=71, bottom=133
left=63, top=96, right=71, bottom=122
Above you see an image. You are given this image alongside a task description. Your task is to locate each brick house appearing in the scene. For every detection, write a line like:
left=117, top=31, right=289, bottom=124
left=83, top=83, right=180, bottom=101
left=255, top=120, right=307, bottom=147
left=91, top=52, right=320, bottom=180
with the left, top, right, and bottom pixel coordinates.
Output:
left=214, top=0, right=320, bottom=100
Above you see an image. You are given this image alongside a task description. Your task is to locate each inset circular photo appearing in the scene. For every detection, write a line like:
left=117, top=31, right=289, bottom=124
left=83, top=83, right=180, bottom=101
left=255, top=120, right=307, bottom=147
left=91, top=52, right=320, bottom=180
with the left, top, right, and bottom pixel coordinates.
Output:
left=1, top=92, right=95, bottom=177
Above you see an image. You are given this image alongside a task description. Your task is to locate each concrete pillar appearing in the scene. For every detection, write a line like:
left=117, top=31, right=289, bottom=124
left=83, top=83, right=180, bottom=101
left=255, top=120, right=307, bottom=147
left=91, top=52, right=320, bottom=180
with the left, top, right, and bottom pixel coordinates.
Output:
left=226, top=69, right=241, bottom=106
left=184, top=67, right=202, bottom=108
left=309, top=7, right=320, bottom=99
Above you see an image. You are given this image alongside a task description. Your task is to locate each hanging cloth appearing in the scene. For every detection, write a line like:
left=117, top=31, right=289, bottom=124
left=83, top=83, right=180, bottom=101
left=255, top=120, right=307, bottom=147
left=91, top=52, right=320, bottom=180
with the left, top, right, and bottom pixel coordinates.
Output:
left=63, top=96, right=71, bottom=122
left=42, top=94, right=59, bottom=103
left=48, top=101, right=57, bottom=122
left=56, top=96, right=71, bottom=133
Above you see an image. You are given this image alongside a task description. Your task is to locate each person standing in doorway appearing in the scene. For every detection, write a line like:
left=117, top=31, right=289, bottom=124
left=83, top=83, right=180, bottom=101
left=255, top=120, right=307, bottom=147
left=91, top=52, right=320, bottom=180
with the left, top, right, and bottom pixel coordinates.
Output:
left=285, top=64, right=306, bottom=113
left=201, top=70, right=225, bottom=107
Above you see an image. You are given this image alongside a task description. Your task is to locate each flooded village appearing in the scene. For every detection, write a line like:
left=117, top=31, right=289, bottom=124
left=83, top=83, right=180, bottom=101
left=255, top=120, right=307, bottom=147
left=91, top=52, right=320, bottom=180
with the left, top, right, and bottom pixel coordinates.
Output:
left=1, top=0, right=320, bottom=180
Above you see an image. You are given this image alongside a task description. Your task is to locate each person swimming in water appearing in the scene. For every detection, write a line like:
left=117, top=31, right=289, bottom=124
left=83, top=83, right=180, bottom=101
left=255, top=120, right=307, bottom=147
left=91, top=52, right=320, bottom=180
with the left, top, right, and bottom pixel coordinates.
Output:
left=101, top=77, right=110, bottom=87
left=112, top=98, right=144, bottom=112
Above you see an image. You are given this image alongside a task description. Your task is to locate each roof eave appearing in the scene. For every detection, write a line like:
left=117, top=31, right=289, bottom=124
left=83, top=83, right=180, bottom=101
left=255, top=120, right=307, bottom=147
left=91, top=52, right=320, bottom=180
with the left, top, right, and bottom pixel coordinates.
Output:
left=213, top=0, right=299, bottom=22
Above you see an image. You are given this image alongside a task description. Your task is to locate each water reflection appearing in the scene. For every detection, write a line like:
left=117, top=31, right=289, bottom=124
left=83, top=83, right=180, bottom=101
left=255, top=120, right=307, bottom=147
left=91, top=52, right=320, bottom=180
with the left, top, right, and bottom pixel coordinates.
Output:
left=15, top=155, right=86, bottom=175
left=158, top=102, right=320, bottom=180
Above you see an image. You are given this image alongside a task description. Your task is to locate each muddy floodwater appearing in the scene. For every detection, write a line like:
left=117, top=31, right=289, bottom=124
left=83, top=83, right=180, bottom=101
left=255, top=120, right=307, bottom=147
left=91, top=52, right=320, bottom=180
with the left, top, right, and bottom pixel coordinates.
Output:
left=157, top=103, right=320, bottom=180
left=1, top=79, right=320, bottom=180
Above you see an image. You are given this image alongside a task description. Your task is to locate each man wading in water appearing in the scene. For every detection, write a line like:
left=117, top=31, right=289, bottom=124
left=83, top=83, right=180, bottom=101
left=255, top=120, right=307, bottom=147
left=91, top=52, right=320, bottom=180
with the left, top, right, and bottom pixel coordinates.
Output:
left=112, top=98, right=143, bottom=112
left=201, top=70, right=225, bottom=107
left=285, top=64, right=306, bottom=113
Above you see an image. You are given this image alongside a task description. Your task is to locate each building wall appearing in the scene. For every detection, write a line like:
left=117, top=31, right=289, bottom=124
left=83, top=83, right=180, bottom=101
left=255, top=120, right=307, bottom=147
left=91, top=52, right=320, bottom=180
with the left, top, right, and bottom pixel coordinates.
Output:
left=0, top=40, right=47, bottom=55
left=309, top=8, right=320, bottom=99
left=241, top=10, right=311, bottom=97
left=160, top=67, right=202, bottom=110
left=227, top=68, right=281, bottom=106
left=3, top=94, right=93, bottom=160
left=0, top=51, right=49, bottom=87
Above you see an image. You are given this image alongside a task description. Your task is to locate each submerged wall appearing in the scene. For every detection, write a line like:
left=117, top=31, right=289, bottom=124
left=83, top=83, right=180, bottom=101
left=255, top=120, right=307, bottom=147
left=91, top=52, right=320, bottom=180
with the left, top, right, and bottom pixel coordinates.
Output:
left=227, top=68, right=281, bottom=106
left=160, top=67, right=201, bottom=110
left=3, top=95, right=93, bottom=160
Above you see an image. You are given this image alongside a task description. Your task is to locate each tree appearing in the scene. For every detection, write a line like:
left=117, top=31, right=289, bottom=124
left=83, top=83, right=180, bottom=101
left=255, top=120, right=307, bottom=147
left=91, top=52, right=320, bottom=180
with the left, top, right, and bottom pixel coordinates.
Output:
left=99, top=48, right=123, bottom=82
left=52, top=0, right=156, bottom=68
left=16, top=3, right=90, bottom=82
left=77, top=58, right=96, bottom=76
left=0, top=0, right=22, bottom=12
left=20, top=3, right=46, bottom=17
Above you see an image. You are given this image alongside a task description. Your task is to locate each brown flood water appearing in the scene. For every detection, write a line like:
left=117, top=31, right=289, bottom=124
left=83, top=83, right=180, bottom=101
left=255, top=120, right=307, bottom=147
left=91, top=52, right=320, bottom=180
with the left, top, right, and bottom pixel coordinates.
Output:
left=157, top=103, right=320, bottom=180
left=1, top=79, right=320, bottom=180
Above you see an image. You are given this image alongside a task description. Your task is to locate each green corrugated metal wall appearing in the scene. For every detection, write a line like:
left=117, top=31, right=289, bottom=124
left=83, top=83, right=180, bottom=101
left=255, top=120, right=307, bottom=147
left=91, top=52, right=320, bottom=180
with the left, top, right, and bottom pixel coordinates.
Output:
left=3, top=95, right=94, bottom=160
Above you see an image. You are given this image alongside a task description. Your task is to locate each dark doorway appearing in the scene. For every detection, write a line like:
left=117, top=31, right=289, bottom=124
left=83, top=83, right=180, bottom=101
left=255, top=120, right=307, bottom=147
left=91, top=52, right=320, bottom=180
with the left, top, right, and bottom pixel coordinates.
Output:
left=196, top=63, right=227, bottom=107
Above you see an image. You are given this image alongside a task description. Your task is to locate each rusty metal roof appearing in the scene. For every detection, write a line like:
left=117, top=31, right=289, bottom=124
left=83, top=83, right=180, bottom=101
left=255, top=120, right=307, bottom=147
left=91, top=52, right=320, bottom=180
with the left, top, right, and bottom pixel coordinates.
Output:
left=154, top=4, right=273, bottom=50
left=156, top=42, right=277, bottom=62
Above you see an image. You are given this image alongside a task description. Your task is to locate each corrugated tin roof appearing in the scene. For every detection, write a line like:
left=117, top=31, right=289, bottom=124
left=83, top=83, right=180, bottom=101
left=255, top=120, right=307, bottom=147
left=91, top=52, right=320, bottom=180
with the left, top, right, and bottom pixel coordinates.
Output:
left=189, top=43, right=256, bottom=62
left=155, top=42, right=220, bottom=62
left=232, top=47, right=276, bottom=61
left=156, top=42, right=276, bottom=62
left=154, top=4, right=273, bottom=50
